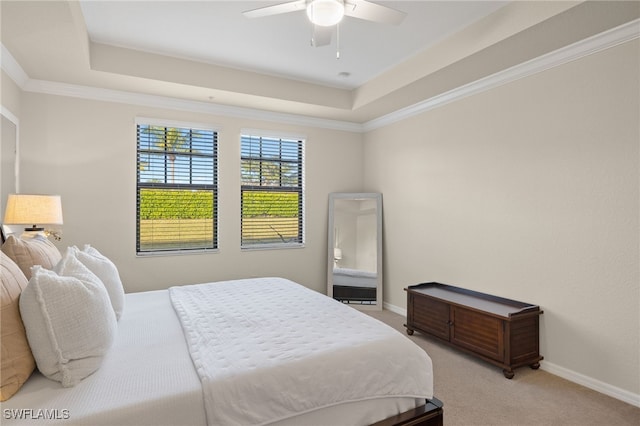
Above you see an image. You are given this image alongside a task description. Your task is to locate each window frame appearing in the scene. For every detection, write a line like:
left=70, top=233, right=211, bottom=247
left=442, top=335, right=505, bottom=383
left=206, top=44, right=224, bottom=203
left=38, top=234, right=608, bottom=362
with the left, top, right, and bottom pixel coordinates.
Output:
left=135, top=118, right=219, bottom=256
left=240, top=131, right=305, bottom=250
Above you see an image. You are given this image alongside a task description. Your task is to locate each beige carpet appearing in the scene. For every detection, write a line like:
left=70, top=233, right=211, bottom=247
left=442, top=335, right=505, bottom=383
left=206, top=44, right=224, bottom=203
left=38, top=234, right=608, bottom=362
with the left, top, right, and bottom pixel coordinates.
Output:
left=366, top=309, right=640, bottom=426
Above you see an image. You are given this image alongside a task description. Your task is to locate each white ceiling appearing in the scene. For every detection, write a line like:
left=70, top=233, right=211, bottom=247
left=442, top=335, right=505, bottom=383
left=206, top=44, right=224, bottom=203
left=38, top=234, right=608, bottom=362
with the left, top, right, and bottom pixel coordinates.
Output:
left=2, top=1, right=638, bottom=126
left=78, top=1, right=507, bottom=89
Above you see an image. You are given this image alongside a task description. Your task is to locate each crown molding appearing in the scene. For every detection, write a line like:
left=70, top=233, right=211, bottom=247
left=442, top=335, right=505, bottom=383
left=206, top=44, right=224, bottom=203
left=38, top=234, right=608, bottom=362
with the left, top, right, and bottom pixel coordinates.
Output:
left=363, top=18, right=640, bottom=132
left=1, top=43, right=363, bottom=133
left=1, top=44, right=29, bottom=87
left=3, top=18, right=638, bottom=134
left=21, top=79, right=363, bottom=133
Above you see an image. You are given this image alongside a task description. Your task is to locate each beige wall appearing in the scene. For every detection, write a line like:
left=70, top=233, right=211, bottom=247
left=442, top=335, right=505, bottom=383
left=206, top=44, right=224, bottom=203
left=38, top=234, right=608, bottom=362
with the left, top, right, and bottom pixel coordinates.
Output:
left=3, top=31, right=638, bottom=406
left=17, top=93, right=364, bottom=294
left=363, top=40, right=639, bottom=396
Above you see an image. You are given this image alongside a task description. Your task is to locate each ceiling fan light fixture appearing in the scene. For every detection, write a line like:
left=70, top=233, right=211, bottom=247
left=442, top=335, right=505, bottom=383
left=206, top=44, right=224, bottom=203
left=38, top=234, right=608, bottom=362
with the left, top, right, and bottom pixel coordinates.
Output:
left=306, top=0, right=344, bottom=27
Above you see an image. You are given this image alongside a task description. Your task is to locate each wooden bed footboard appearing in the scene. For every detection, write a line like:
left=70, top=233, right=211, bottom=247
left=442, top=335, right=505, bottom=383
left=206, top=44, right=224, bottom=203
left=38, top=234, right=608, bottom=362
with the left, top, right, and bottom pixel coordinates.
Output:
left=372, top=397, right=443, bottom=426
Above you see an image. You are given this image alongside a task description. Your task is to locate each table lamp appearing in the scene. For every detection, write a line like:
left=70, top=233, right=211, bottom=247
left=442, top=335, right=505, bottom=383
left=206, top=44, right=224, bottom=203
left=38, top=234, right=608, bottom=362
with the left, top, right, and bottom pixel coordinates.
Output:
left=3, top=194, right=63, bottom=239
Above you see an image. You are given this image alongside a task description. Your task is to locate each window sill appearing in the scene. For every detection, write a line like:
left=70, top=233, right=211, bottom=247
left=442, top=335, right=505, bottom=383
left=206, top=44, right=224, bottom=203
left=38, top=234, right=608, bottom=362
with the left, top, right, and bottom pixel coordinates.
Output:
left=136, top=248, right=219, bottom=258
left=241, top=243, right=305, bottom=252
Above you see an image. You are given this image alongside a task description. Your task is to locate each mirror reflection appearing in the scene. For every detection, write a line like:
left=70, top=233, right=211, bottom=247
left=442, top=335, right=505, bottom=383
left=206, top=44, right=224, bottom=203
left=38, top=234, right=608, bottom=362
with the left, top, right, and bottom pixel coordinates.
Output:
left=328, top=193, right=382, bottom=310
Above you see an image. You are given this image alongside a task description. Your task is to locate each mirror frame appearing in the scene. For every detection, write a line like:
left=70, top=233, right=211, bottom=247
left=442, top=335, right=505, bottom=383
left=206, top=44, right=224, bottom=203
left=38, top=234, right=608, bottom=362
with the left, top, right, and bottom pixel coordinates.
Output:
left=1, top=105, right=20, bottom=194
left=1, top=105, right=20, bottom=241
left=327, top=192, right=383, bottom=311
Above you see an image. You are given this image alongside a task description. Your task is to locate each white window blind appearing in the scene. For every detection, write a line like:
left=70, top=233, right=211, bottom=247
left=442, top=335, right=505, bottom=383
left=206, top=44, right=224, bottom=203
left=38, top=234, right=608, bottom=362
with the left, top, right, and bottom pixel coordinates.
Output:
left=136, top=123, right=218, bottom=253
left=241, top=134, right=304, bottom=248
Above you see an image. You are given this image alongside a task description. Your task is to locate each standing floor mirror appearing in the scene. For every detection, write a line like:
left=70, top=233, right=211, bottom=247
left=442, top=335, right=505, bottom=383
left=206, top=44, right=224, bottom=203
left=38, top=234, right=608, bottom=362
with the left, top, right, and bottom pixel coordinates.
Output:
left=1, top=106, right=19, bottom=242
left=327, top=193, right=382, bottom=311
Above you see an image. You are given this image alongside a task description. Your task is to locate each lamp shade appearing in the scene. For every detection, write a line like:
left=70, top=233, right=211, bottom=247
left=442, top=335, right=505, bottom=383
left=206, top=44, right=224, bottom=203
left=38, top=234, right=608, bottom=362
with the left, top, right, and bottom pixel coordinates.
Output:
left=3, top=194, right=63, bottom=229
left=307, top=0, right=344, bottom=27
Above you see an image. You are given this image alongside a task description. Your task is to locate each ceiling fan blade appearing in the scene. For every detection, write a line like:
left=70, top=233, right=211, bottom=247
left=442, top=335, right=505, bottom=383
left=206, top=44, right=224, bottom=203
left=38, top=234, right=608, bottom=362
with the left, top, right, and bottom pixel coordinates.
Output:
left=311, top=25, right=332, bottom=47
left=344, top=0, right=406, bottom=25
left=242, top=0, right=307, bottom=19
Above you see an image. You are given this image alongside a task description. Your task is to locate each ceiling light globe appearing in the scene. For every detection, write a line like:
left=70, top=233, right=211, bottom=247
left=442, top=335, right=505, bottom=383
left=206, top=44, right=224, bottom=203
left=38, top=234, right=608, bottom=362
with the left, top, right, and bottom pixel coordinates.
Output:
left=306, top=0, right=344, bottom=27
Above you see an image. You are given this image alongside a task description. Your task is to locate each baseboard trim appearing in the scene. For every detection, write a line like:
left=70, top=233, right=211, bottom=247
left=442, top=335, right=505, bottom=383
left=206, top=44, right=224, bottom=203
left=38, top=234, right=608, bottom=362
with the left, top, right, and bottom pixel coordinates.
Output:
left=383, top=302, right=640, bottom=408
left=383, top=301, right=406, bottom=317
left=540, top=361, right=640, bottom=408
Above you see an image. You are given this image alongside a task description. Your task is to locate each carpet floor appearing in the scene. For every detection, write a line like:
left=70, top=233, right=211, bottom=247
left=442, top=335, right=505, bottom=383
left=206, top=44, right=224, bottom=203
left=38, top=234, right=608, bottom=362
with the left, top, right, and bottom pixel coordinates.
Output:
left=367, top=309, right=640, bottom=426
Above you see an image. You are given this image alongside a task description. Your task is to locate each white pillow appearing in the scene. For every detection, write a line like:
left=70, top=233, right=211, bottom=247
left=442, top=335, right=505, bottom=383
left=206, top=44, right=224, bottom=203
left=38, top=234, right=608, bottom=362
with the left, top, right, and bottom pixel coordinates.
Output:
left=19, top=253, right=117, bottom=387
left=74, top=245, right=125, bottom=320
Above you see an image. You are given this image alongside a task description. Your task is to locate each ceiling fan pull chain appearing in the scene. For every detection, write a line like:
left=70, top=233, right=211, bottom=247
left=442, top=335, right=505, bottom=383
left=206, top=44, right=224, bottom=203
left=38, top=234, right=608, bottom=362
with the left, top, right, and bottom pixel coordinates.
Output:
left=336, top=23, right=340, bottom=59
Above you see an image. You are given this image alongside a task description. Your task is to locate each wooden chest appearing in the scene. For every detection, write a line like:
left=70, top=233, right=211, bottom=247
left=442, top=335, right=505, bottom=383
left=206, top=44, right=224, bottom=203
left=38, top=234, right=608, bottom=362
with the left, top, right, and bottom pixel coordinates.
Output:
left=405, top=282, right=543, bottom=378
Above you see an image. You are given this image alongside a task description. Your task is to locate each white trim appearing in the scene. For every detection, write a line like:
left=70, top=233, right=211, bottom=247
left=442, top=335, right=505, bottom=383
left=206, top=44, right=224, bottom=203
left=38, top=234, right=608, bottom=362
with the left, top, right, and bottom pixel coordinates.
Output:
left=240, top=128, right=307, bottom=142
left=362, top=18, right=640, bottom=131
left=21, top=79, right=364, bottom=133
left=2, top=19, right=638, bottom=133
left=0, top=105, right=19, bottom=127
left=383, top=301, right=406, bottom=317
left=541, top=361, right=640, bottom=408
left=135, top=116, right=220, bottom=132
left=0, top=44, right=29, bottom=87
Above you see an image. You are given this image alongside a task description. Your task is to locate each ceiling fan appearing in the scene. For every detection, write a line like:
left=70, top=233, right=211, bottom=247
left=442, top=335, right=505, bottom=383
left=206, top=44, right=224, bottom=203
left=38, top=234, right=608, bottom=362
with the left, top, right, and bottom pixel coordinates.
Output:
left=243, top=0, right=406, bottom=47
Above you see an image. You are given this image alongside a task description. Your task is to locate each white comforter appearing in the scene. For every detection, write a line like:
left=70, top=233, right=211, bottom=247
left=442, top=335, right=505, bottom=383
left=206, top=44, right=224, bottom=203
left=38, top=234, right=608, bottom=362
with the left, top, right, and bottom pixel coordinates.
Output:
left=169, top=277, right=433, bottom=426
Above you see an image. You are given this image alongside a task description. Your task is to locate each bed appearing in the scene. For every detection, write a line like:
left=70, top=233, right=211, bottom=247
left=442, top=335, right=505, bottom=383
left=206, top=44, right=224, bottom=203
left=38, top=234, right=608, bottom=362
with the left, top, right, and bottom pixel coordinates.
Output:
left=1, top=239, right=443, bottom=426
left=332, top=267, right=378, bottom=304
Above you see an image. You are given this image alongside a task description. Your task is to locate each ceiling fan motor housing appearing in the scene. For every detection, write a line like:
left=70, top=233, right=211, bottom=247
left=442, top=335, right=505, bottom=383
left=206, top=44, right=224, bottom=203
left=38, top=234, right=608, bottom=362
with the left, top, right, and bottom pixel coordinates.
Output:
left=307, top=0, right=345, bottom=27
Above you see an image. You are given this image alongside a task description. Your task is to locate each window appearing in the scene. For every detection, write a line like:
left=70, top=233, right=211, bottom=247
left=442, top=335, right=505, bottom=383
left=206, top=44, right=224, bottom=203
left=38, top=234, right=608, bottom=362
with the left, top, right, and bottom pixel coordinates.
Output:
left=136, top=121, right=217, bottom=254
left=241, top=134, right=304, bottom=248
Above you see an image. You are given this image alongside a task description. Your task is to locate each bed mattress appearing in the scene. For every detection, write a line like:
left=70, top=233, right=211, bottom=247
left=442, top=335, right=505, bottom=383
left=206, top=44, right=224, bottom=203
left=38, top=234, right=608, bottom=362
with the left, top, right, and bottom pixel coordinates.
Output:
left=170, top=278, right=432, bottom=425
left=3, top=279, right=432, bottom=426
